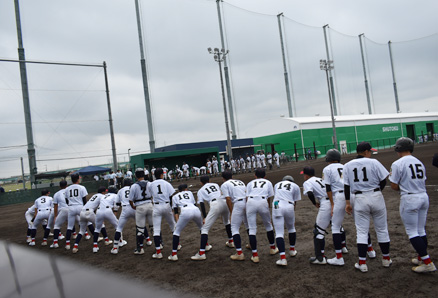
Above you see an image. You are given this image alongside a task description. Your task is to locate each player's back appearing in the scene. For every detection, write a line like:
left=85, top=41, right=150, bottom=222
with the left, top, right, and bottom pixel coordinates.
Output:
left=390, top=155, right=427, bottom=195
left=148, top=179, right=175, bottom=203
left=99, top=193, right=117, bottom=209
left=35, top=196, right=53, bottom=209
left=53, top=189, right=68, bottom=209
left=323, top=163, right=344, bottom=193
left=274, top=181, right=301, bottom=202
left=221, top=179, right=246, bottom=203
left=172, top=191, right=197, bottom=208
left=117, top=186, right=131, bottom=206
left=344, top=157, right=388, bottom=192
left=65, top=184, right=88, bottom=206
left=247, top=178, right=274, bottom=198
left=197, top=182, right=222, bottom=203
left=83, top=193, right=102, bottom=211
left=303, top=176, right=327, bottom=199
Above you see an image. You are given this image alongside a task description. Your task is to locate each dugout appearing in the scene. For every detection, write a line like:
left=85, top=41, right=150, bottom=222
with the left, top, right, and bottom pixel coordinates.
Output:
left=246, top=112, right=438, bottom=160
left=130, top=147, right=220, bottom=172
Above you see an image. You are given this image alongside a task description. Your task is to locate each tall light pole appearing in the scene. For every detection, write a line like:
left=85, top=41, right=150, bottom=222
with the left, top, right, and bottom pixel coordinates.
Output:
left=128, top=148, right=131, bottom=168
left=320, top=59, right=338, bottom=150
left=208, top=48, right=233, bottom=161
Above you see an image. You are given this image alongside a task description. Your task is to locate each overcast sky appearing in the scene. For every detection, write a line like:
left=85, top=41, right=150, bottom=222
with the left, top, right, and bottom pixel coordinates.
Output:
left=0, top=0, right=437, bottom=178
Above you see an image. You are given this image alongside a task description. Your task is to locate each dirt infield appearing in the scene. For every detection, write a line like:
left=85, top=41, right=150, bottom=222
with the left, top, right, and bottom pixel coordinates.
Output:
left=1, top=143, right=438, bottom=297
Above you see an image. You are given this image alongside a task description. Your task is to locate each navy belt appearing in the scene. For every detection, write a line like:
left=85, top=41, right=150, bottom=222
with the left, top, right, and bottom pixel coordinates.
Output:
left=85, top=208, right=90, bottom=211
left=183, top=205, right=187, bottom=207
left=338, top=190, right=344, bottom=193
left=38, top=208, right=50, bottom=211
left=211, top=199, right=217, bottom=202
left=288, top=201, right=294, bottom=204
left=134, top=198, right=151, bottom=203
left=154, top=202, right=169, bottom=205
left=237, top=199, right=244, bottom=202
left=355, top=188, right=380, bottom=195
left=249, top=196, right=266, bottom=199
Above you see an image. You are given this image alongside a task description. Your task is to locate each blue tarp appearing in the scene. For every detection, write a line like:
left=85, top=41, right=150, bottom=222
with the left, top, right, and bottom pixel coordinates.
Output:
left=76, top=166, right=111, bottom=175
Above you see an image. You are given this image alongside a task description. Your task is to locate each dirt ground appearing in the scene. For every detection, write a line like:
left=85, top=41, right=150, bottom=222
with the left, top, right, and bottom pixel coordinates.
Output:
left=1, top=143, right=438, bottom=298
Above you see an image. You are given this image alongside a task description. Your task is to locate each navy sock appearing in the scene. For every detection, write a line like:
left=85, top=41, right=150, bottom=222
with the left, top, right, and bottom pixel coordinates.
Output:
left=421, top=235, right=428, bottom=248
left=31, top=229, right=36, bottom=238
left=410, top=236, right=428, bottom=257
left=53, top=229, right=60, bottom=240
left=153, top=236, right=161, bottom=248
left=267, top=230, right=275, bottom=244
left=276, top=237, right=285, bottom=253
left=75, top=233, right=82, bottom=245
left=101, top=227, right=108, bottom=238
left=114, top=231, right=121, bottom=242
left=27, top=228, right=31, bottom=237
left=172, top=235, right=180, bottom=251
left=200, top=234, right=208, bottom=250
left=249, top=235, right=257, bottom=251
left=88, top=224, right=94, bottom=234
left=233, top=234, right=242, bottom=249
left=43, top=228, right=50, bottom=239
left=66, top=229, right=72, bottom=241
left=358, top=243, right=367, bottom=258
left=333, top=233, right=342, bottom=250
left=225, top=224, right=232, bottom=239
left=289, top=232, right=296, bottom=247
left=379, top=242, right=390, bottom=255
left=93, top=232, right=99, bottom=243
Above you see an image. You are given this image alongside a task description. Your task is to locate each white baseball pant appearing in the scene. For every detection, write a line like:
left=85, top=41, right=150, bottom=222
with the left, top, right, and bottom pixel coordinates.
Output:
left=230, top=199, right=249, bottom=236
left=331, top=191, right=346, bottom=234
left=400, top=193, right=429, bottom=239
left=173, top=207, right=203, bottom=236
left=272, top=200, right=296, bottom=238
left=201, top=199, right=230, bottom=234
left=152, top=203, right=175, bottom=236
left=95, top=207, right=118, bottom=232
left=246, top=198, right=273, bottom=235
left=79, top=209, right=96, bottom=235
left=116, top=206, right=136, bottom=233
left=135, top=202, right=153, bottom=229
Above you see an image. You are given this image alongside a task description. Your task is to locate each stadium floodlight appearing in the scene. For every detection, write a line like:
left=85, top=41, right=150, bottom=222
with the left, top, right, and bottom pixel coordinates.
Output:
left=208, top=47, right=233, bottom=161
left=320, top=59, right=338, bottom=150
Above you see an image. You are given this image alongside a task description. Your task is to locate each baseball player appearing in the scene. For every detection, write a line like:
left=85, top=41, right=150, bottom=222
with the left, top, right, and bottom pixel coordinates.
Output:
left=266, top=152, right=273, bottom=170
left=323, top=149, right=349, bottom=266
left=272, top=175, right=301, bottom=266
left=302, top=166, right=331, bottom=265
left=344, top=142, right=391, bottom=273
left=148, top=168, right=177, bottom=259
left=191, top=166, right=200, bottom=178
left=221, top=170, right=249, bottom=261
left=246, top=154, right=252, bottom=172
left=273, top=151, right=280, bottom=169
left=48, top=181, right=69, bottom=248
left=111, top=178, right=140, bottom=255
left=246, top=168, right=278, bottom=263
left=91, top=186, right=118, bottom=253
left=389, top=137, right=436, bottom=273
left=28, top=189, right=53, bottom=246
left=212, top=157, right=219, bottom=176
left=25, top=203, right=37, bottom=243
left=65, top=173, right=89, bottom=250
left=128, top=168, right=153, bottom=255
left=72, top=186, right=105, bottom=253
left=182, top=162, right=190, bottom=179
left=168, top=184, right=203, bottom=261
left=192, top=175, right=230, bottom=260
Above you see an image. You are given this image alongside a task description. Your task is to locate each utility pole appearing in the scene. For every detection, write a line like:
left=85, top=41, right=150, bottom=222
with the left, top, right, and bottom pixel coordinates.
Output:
left=277, top=13, right=294, bottom=117
left=14, top=0, right=37, bottom=184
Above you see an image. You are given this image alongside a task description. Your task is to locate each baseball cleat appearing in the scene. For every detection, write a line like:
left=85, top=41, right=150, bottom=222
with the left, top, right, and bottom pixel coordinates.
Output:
left=119, top=240, right=128, bottom=247
left=111, top=247, right=119, bottom=255
left=28, top=241, right=35, bottom=246
left=146, top=240, right=153, bottom=246
left=58, top=234, right=65, bottom=240
left=251, top=256, right=260, bottom=263
left=230, top=253, right=245, bottom=261
left=309, top=257, right=327, bottom=265
left=152, top=252, right=163, bottom=259
left=41, top=241, right=48, bottom=246
left=65, top=244, right=71, bottom=250
left=26, top=237, right=31, bottom=243
left=342, top=247, right=349, bottom=254
left=105, top=240, right=113, bottom=246
left=50, top=243, right=59, bottom=249
left=355, top=263, right=368, bottom=273
left=270, top=247, right=279, bottom=255
left=276, top=259, right=287, bottom=266
left=98, top=237, right=104, bottom=242
left=72, top=247, right=79, bottom=254
left=412, top=262, right=437, bottom=273
left=289, top=250, right=298, bottom=257
left=168, top=255, right=178, bottom=261
left=72, top=234, right=77, bottom=240
left=177, top=244, right=182, bottom=251
left=93, top=247, right=99, bottom=253
left=160, top=244, right=164, bottom=249
left=382, top=258, right=393, bottom=267
left=134, top=248, right=145, bottom=255
left=191, top=253, right=206, bottom=261
left=246, top=243, right=251, bottom=250
left=327, top=257, right=345, bottom=266
left=205, top=244, right=212, bottom=251
left=225, top=241, right=235, bottom=248
left=85, top=234, right=91, bottom=240
left=367, top=250, right=376, bottom=259
left=49, top=232, right=54, bottom=237
left=412, top=258, right=423, bottom=266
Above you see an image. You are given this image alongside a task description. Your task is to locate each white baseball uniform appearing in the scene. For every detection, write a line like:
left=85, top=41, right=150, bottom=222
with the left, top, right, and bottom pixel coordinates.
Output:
left=272, top=180, right=301, bottom=238
left=303, top=176, right=331, bottom=235
left=323, top=163, right=345, bottom=234
left=78, top=193, right=102, bottom=235
left=148, top=179, right=176, bottom=237
left=95, top=193, right=118, bottom=233
left=172, top=191, right=203, bottom=236
left=246, top=178, right=274, bottom=235
left=221, top=179, right=248, bottom=236
left=32, top=195, right=53, bottom=228
left=115, top=186, right=135, bottom=233
left=390, top=155, right=428, bottom=239
left=198, top=182, right=230, bottom=234
left=129, top=180, right=153, bottom=232
left=344, top=157, right=390, bottom=244
left=66, top=184, right=88, bottom=230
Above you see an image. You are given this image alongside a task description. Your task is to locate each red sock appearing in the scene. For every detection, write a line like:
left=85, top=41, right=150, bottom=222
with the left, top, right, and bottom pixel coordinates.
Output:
left=281, top=254, right=286, bottom=260
left=156, top=249, right=161, bottom=254
left=359, top=260, right=366, bottom=265
left=172, top=251, right=177, bottom=256
left=237, top=250, right=242, bottom=255
left=423, top=257, right=432, bottom=265
left=336, top=252, right=343, bottom=259
left=199, top=250, right=205, bottom=256
left=252, top=251, right=258, bottom=257
left=270, top=245, right=275, bottom=250
left=367, top=246, right=373, bottom=252
left=383, top=256, right=390, bottom=260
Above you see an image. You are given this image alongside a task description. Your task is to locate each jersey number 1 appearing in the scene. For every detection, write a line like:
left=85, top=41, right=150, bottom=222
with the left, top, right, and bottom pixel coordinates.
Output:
left=353, top=167, right=369, bottom=182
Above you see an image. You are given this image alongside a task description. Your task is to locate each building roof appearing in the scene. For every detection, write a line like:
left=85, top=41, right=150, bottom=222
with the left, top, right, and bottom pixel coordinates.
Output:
left=245, top=112, right=438, bottom=138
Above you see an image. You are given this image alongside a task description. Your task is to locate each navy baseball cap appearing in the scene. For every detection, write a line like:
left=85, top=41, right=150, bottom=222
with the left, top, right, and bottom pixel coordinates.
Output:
left=356, top=142, right=374, bottom=153
left=300, top=166, right=315, bottom=176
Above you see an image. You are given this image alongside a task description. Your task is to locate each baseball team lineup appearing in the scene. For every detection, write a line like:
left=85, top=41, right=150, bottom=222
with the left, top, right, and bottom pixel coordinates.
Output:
left=26, top=138, right=436, bottom=273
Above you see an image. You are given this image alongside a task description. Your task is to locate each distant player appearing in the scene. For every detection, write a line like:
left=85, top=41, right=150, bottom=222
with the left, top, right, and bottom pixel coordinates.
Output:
left=49, top=181, right=69, bottom=248
left=323, top=149, right=349, bottom=266
left=92, top=186, right=118, bottom=253
left=246, top=168, right=278, bottom=263
left=272, top=175, right=301, bottom=266
left=389, top=137, right=436, bottom=273
left=302, top=166, right=330, bottom=265
left=168, top=184, right=203, bottom=261
left=344, top=142, right=391, bottom=273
